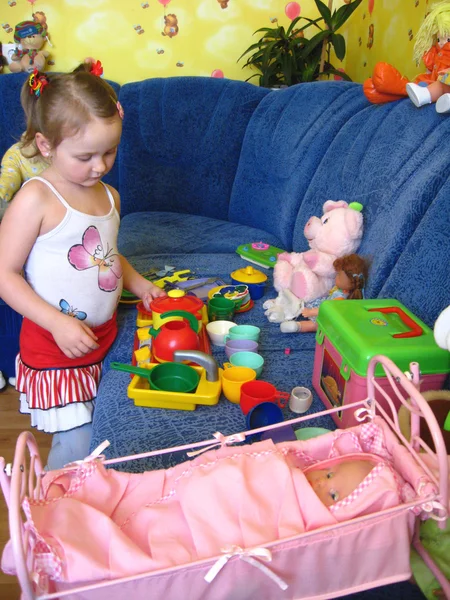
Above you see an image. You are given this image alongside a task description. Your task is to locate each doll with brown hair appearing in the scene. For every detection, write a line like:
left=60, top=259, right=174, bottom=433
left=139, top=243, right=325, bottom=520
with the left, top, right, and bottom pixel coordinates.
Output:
left=280, top=253, right=368, bottom=333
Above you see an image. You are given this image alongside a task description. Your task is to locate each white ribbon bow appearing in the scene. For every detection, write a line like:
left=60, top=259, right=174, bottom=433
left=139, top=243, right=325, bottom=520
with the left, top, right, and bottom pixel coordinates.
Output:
left=187, top=432, right=246, bottom=458
left=204, top=545, right=288, bottom=591
left=62, top=440, right=110, bottom=470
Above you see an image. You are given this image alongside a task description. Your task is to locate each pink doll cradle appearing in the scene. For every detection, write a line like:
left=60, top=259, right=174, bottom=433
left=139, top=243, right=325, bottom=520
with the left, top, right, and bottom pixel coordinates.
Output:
left=0, top=356, right=449, bottom=600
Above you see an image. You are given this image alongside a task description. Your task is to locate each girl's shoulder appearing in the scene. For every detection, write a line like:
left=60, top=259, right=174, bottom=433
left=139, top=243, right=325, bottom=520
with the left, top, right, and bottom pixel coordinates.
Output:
left=103, top=183, right=120, bottom=211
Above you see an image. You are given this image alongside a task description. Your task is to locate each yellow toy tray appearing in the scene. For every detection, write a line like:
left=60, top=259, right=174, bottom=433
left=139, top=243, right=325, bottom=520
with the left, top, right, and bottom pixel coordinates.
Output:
left=127, top=364, right=223, bottom=411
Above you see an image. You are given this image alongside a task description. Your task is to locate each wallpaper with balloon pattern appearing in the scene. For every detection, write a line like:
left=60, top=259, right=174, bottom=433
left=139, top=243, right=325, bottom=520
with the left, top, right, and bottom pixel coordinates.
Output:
left=0, top=0, right=435, bottom=85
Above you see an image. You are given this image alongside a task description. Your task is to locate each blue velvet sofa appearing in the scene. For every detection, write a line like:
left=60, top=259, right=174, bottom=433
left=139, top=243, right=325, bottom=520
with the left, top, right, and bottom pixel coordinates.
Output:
left=1, top=73, right=449, bottom=599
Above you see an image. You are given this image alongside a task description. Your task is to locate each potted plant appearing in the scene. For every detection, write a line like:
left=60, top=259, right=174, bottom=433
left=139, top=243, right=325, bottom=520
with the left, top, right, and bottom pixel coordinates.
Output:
left=238, top=0, right=362, bottom=88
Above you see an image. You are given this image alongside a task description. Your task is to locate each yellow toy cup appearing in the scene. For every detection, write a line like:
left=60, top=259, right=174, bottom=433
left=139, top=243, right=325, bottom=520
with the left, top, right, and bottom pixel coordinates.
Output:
left=221, top=366, right=256, bottom=404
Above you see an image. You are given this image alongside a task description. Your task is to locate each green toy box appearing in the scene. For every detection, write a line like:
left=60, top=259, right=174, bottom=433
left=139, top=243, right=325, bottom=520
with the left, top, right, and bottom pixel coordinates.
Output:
left=312, top=299, right=450, bottom=427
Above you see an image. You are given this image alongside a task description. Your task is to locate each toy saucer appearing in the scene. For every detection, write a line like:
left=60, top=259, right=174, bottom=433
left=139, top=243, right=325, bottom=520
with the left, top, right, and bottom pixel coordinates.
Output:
left=235, top=299, right=254, bottom=313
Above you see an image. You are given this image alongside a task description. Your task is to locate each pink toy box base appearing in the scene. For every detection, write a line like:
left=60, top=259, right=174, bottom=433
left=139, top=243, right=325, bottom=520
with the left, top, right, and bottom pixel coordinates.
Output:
left=312, top=299, right=450, bottom=428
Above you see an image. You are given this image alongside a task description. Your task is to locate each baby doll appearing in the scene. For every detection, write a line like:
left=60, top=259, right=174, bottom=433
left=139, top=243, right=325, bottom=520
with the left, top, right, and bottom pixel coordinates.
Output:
left=406, top=1, right=450, bottom=113
left=280, top=253, right=368, bottom=333
left=305, top=457, right=375, bottom=507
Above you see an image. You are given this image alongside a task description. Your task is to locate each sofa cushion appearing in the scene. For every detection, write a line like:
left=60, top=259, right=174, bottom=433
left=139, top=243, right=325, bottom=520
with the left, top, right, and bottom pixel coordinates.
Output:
left=229, top=81, right=369, bottom=250
left=289, top=94, right=450, bottom=326
left=118, top=211, right=285, bottom=256
left=117, top=77, right=270, bottom=220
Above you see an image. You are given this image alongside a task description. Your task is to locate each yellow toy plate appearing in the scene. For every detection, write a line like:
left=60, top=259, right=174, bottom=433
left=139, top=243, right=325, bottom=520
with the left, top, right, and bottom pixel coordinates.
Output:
left=127, top=364, right=223, bottom=411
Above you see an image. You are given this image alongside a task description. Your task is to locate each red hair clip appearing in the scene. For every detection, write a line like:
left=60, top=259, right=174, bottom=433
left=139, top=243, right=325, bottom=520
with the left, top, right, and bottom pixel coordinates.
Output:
left=89, top=60, right=103, bottom=77
left=28, top=68, right=49, bottom=97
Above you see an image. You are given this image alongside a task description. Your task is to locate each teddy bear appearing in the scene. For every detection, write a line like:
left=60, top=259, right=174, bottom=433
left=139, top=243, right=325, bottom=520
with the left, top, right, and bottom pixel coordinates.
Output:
left=9, top=19, right=49, bottom=73
left=263, top=200, right=364, bottom=323
left=161, top=14, right=179, bottom=38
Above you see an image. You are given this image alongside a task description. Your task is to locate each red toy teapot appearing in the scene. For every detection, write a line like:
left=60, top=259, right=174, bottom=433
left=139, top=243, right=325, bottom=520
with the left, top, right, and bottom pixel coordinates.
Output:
left=150, top=310, right=200, bottom=363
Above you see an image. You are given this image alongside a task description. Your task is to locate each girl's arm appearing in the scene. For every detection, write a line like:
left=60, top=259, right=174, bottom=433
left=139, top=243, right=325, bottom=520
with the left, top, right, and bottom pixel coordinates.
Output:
left=0, top=184, right=99, bottom=359
left=107, top=184, right=167, bottom=309
left=120, top=255, right=166, bottom=309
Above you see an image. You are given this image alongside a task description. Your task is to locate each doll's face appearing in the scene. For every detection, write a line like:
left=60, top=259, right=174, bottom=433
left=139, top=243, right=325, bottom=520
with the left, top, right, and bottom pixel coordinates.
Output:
left=335, top=270, right=353, bottom=291
left=437, top=35, right=450, bottom=48
left=305, top=459, right=375, bottom=507
left=21, top=34, right=45, bottom=51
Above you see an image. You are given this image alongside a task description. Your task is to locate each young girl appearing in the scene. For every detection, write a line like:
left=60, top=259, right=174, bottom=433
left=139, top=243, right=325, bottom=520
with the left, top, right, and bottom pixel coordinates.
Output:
left=0, top=65, right=165, bottom=469
left=280, top=253, right=368, bottom=333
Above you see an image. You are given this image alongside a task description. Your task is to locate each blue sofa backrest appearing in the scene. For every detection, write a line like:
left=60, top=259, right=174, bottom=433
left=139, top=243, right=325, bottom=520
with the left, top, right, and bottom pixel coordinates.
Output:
left=231, top=81, right=450, bottom=326
left=117, top=77, right=269, bottom=218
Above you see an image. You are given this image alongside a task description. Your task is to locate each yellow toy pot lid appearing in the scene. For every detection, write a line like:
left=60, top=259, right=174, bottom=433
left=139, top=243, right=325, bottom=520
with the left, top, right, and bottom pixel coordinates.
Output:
left=230, top=265, right=268, bottom=284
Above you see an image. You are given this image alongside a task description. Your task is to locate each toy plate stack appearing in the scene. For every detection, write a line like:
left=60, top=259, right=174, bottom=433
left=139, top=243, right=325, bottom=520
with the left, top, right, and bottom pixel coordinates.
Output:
left=312, top=299, right=450, bottom=427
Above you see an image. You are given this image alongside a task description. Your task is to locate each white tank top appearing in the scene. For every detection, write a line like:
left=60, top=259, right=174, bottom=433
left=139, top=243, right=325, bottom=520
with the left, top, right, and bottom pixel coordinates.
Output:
left=23, top=177, right=123, bottom=328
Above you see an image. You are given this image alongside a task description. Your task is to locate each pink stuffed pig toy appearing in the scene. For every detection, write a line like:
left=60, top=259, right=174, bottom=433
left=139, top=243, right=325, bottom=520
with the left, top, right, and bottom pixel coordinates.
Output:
left=264, top=200, right=364, bottom=323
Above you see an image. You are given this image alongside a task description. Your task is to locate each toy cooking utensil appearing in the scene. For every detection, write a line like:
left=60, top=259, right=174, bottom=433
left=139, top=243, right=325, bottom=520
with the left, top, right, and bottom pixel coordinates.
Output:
left=111, top=362, right=154, bottom=383
left=150, top=310, right=200, bottom=362
left=150, top=289, right=204, bottom=330
left=230, top=265, right=267, bottom=300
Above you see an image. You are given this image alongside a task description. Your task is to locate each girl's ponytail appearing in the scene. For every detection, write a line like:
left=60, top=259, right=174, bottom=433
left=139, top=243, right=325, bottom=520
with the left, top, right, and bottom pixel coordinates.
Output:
left=20, top=69, right=51, bottom=156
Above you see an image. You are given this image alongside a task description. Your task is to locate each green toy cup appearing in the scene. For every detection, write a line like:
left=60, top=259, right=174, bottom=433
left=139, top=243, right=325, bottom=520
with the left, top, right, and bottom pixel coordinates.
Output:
left=148, top=362, right=200, bottom=393
left=207, top=296, right=236, bottom=322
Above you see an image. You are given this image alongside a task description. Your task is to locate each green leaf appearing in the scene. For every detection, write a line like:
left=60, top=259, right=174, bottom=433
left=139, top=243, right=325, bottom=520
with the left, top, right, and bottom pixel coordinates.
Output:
left=314, top=0, right=332, bottom=28
left=286, top=16, right=302, bottom=36
left=299, top=30, right=329, bottom=59
left=331, top=0, right=363, bottom=31
left=331, top=33, right=346, bottom=61
left=322, top=64, right=353, bottom=82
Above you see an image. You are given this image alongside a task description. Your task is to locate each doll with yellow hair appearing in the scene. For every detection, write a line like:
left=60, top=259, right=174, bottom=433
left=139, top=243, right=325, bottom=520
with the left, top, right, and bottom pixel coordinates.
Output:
left=406, top=1, right=450, bottom=112
left=363, top=1, right=450, bottom=111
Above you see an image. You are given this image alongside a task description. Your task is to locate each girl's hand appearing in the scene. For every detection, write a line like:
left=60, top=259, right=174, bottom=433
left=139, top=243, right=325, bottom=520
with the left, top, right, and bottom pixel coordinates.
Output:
left=50, top=314, right=99, bottom=359
left=301, top=308, right=316, bottom=318
left=141, top=282, right=167, bottom=311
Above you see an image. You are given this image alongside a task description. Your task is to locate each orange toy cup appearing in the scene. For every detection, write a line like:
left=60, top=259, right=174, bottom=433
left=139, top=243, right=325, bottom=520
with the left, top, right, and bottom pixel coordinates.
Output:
left=239, top=380, right=289, bottom=415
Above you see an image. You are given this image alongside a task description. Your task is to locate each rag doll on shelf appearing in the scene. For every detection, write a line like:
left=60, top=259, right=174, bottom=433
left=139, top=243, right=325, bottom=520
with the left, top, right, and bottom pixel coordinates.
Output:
left=280, top=253, right=368, bottom=333
left=263, top=200, right=364, bottom=326
left=364, top=1, right=450, bottom=113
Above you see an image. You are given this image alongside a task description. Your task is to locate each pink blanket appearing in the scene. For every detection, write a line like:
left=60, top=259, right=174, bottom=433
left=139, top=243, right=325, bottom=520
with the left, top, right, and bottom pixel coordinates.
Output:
left=2, top=420, right=432, bottom=586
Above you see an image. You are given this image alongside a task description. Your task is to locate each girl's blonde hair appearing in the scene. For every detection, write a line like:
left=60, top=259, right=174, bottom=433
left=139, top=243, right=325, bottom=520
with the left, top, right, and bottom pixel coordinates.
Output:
left=20, top=63, right=119, bottom=156
left=414, top=1, right=450, bottom=64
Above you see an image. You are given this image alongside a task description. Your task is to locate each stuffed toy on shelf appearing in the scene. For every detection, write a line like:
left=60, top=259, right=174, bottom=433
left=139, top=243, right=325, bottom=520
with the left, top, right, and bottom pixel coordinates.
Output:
left=263, top=200, right=364, bottom=325
left=364, top=1, right=450, bottom=113
left=9, top=19, right=50, bottom=73
left=0, top=138, right=48, bottom=215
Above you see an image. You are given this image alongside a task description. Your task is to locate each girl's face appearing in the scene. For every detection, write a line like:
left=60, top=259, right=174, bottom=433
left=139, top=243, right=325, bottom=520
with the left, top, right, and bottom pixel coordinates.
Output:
left=47, top=115, right=122, bottom=187
left=305, top=460, right=374, bottom=507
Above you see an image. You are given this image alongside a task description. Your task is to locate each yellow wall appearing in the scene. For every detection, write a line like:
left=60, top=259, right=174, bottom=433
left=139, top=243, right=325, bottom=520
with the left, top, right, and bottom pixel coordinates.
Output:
left=345, top=0, right=430, bottom=83
left=0, top=0, right=430, bottom=85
